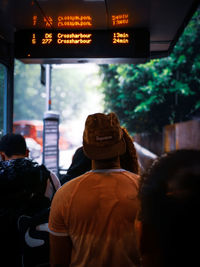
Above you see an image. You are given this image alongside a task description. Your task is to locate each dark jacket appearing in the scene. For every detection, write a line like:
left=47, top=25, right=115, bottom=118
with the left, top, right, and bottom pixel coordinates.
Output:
left=0, top=158, right=51, bottom=214
left=0, top=158, right=51, bottom=267
left=60, top=146, right=91, bottom=185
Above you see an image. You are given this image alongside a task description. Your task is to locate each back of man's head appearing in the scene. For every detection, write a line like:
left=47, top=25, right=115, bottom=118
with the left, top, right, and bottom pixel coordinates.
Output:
left=0, top=133, right=27, bottom=157
left=83, top=112, right=126, bottom=160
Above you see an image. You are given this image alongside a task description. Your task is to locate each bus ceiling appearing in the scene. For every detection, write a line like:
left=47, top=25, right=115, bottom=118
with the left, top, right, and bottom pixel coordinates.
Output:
left=0, top=0, right=199, bottom=64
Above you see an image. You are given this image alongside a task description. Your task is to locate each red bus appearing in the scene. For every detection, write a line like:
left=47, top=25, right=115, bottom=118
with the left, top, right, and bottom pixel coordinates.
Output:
left=13, top=120, right=69, bottom=150
left=13, top=120, right=43, bottom=146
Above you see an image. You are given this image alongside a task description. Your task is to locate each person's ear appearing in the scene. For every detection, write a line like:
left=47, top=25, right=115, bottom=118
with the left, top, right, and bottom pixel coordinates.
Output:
left=25, top=149, right=30, bottom=158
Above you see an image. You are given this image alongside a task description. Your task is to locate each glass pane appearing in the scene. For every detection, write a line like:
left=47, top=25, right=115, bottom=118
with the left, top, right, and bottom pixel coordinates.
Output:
left=14, top=60, right=45, bottom=162
left=0, top=64, right=6, bottom=137
left=14, top=124, right=31, bottom=136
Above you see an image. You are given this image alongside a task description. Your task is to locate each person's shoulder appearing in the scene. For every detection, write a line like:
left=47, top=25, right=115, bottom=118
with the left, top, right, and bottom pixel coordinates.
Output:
left=15, top=158, right=41, bottom=172
left=0, top=158, right=39, bottom=179
left=122, top=170, right=139, bottom=178
left=120, top=170, right=140, bottom=184
left=0, top=160, right=8, bottom=169
left=52, top=173, right=88, bottom=204
left=59, top=171, right=91, bottom=191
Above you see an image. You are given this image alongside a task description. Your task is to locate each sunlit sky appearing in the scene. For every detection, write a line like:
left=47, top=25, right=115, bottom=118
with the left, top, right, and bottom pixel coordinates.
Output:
left=65, top=89, right=104, bottom=148
left=57, top=64, right=104, bottom=168
left=57, top=63, right=104, bottom=147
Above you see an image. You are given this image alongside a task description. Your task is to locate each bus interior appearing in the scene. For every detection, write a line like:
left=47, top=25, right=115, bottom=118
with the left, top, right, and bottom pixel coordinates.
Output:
left=0, top=0, right=199, bottom=172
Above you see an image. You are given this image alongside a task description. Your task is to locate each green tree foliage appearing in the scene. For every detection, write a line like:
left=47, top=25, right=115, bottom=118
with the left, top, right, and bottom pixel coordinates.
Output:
left=99, top=8, right=200, bottom=134
left=14, top=61, right=45, bottom=121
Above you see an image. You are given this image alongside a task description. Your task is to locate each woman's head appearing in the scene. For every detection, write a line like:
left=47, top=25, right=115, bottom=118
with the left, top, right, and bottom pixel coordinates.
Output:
left=138, top=149, right=200, bottom=266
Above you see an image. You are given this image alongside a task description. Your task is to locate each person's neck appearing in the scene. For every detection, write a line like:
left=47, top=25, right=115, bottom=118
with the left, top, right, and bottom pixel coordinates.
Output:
left=6, top=155, right=25, bottom=160
left=92, top=157, right=121, bottom=170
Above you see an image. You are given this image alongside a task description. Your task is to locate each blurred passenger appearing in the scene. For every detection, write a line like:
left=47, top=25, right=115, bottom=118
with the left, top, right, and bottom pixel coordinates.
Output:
left=133, top=142, right=157, bottom=174
left=0, top=133, right=61, bottom=267
left=136, top=149, right=200, bottom=267
left=60, top=146, right=91, bottom=185
left=49, top=112, right=141, bottom=267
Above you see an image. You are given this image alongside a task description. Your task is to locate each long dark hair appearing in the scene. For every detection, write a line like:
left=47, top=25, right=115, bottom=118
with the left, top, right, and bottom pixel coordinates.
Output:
left=120, top=127, right=139, bottom=174
left=138, top=149, right=200, bottom=266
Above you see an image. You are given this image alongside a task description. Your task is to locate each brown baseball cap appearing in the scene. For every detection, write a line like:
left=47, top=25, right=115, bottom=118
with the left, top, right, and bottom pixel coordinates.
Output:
left=83, top=112, right=126, bottom=160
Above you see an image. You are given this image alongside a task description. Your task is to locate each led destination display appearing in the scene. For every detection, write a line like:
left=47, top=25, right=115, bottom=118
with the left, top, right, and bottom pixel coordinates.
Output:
left=32, top=32, right=129, bottom=45
left=15, top=29, right=149, bottom=60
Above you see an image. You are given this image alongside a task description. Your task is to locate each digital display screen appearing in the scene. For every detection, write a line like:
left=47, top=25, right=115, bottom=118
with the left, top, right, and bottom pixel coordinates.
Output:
left=32, top=32, right=129, bottom=45
left=15, top=29, right=149, bottom=60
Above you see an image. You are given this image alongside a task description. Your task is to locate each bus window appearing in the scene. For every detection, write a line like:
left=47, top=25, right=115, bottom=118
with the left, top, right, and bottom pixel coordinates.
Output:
left=37, top=130, right=43, bottom=138
left=13, top=120, right=43, bottom=146
left=13, top=120, right=69, bottom=151
left=14, top=124, right=31, bottom=136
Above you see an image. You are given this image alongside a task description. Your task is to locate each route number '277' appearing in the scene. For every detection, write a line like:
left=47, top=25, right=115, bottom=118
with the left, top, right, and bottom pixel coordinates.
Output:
left=42, top=33, right=53, bottom=44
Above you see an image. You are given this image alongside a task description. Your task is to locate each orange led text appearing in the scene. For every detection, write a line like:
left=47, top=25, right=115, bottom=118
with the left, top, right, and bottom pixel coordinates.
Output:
left=44, top=17, right=53, bottom=27
left=112, top=14, right=129, bottom=26
left=33, top=15, right=37, bottom=26
left=32, top=33, right=36, bottom=44
left=57, top=16, right=92, bottom=27
left=113, top=32, right=129, bottom=44
left=42, top=33, right=53, bottom=44
left=57, top=32, right=92, bottom=44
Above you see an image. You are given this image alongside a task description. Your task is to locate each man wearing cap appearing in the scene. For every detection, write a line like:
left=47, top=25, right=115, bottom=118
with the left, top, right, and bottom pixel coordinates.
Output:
left=49, top=112, right=140, bottom=267
left=0, top=133, right=60, bottom=267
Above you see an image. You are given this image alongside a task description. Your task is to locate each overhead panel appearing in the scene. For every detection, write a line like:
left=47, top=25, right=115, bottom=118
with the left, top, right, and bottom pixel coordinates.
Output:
left=7, top=0, right=199, bottom=63
left=14, top=0, right=151, bottom=63
left=150, top=0, right=199, bottom=56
